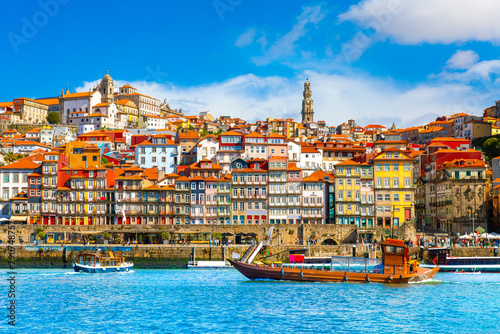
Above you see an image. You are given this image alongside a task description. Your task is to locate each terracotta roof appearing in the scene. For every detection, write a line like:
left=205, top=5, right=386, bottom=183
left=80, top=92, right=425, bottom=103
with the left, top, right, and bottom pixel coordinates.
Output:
left=303, top=169, right=331, bottom=182
left=219, top=130, right=243, bottom=136
left=0, top=159, right=40, bottom=170
left=443, top=159, right=486, bottom=168
left=35, top=98, right=59, bottom=105
left=245, top=132, right=265, bottom=137
left=430, top=137, right=470, bottom=142
left=301, top=147, right=319, bottom=153
left=267, top=133, right=285, bottom=138
left=125, top=166, right=143, bottom=172
left=63, top=92, right=93, bottom=98
left=334, top=159, right=360, bottom=166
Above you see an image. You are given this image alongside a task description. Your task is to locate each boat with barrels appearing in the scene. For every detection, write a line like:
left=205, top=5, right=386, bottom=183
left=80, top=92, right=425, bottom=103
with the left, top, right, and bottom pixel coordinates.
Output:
left=229, top=239, right=439, bottom=283
left=73, top=251, right=133, bottom=273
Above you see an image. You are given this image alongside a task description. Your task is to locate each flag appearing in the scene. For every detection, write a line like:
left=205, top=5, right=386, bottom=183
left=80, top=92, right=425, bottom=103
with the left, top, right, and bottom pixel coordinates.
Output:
left=432, top=256, right=438, bottom=265
left=232, top=252, right=240, bottom=259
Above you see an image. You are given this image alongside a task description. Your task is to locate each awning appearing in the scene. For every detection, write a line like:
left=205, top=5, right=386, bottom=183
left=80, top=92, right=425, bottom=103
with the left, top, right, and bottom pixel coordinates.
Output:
left=9, top=216, right=28, bottom=222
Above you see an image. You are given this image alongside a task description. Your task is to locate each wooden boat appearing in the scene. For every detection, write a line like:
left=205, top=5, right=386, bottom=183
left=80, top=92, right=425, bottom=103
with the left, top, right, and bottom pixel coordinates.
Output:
left=229, top=239, right=439, bottom=284
left=73, top=251, right=133, bottom=273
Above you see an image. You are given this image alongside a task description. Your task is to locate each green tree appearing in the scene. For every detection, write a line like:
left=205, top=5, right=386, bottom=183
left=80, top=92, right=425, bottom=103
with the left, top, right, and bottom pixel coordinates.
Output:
left=4, top=151, right=16, bottom=164
left=47, top=111, right=60, bottom=124
left=161, top=232, right=171, bottom=241
left=37, top=230, right=46, bottom=239
left=102, top=232, right=111, bottom=240
left=482, top=137, right=500, bottom=160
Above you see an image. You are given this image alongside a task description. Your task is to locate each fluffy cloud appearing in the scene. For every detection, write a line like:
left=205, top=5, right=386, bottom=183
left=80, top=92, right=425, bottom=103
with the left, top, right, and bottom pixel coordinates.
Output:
left=76, top=69, right=488, bottom=129
left=435, top=52, right=500, bottom=87
left=446, top=50, right=479, bottom=70
left=339, top=0, right=500, bottom=45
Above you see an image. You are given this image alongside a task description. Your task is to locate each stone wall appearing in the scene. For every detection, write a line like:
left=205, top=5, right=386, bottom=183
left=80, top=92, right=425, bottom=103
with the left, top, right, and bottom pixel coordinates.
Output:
left=0, top=223, right=415, bottom=246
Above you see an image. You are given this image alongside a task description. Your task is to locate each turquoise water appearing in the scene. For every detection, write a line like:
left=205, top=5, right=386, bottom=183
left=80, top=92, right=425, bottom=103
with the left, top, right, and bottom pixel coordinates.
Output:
left=1, top=269, right=500, bottom=333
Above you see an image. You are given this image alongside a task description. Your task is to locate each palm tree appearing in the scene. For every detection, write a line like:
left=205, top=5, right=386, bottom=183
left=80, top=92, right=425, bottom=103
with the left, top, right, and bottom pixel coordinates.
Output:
left=4, top=151, right=15, bottom=164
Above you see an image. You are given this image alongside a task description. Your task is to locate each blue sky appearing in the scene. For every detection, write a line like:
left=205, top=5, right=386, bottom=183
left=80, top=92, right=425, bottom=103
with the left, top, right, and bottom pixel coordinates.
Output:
left=2, top=0, right=500, bottom=127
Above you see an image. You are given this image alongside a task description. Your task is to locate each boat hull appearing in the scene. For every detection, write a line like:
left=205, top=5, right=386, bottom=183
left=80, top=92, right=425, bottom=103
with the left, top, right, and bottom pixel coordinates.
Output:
left=229, top=260, right=439, bottom=284
left=73, top=262, right=134, bottom=273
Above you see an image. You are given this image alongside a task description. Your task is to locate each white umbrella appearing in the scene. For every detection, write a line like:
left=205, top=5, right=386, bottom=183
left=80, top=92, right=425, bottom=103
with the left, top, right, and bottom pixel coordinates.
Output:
left=459, top=235, right=473, bottom=240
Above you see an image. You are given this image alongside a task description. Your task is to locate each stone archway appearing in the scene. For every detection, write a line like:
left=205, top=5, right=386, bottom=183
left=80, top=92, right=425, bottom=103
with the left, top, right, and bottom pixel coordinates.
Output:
left=321, top=238, right=338, bottom=245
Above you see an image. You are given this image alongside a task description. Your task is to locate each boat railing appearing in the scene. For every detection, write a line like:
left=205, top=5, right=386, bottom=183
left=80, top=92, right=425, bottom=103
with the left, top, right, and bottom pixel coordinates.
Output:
left=284, top=257, right=383, bottom=274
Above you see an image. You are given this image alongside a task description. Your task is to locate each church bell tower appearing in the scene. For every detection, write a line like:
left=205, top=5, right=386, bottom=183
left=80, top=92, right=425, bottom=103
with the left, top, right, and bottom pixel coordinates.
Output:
left=301, top=79, right=314, bottom=123
left=99, top=70, right=114, bottom=104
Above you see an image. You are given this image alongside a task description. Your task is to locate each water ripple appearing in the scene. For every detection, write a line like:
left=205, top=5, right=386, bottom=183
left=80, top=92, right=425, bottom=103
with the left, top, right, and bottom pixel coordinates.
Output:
left=1, top=269, right=500, bottom=333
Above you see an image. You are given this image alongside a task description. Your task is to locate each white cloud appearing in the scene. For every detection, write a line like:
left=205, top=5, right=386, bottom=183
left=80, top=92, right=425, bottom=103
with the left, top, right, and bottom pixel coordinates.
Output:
left=435, top=52, right=500, bottom=84
left=76, top=69, right=488, bottom=129
left=252, top=5, right=325, bottom=65
left=235, top=28, right=256, bottom=47
left=446, top=50, right=479, bottom=70
left=339, top=0, right=500, bottom=46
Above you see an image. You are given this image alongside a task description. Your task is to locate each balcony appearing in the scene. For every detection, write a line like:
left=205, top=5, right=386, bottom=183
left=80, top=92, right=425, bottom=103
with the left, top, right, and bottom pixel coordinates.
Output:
left=302, top=212, right=323, bottom=218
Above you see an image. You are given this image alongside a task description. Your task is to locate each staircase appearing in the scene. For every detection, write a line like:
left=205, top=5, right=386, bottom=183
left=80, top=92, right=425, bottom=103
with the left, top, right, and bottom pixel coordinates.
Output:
left=245, top=241, right=264, bottom=264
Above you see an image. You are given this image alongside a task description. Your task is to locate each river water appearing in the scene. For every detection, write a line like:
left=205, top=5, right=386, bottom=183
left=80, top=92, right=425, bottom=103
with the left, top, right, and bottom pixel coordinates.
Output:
left=1, top=269, right=499, bottom=333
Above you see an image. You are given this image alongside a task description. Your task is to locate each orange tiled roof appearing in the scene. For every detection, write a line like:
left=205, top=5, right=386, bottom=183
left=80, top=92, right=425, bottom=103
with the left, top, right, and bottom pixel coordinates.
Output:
left=334, top=159, right=360, bottom=166
left=35, top=98, right=59, bottom=105
left=63, top=92, right=93, bottom=98
left=443, top=159, right=486, bottom=168
left=303, top=169, right=331, bottom=182
left=0, top=159, right=40, bottom=170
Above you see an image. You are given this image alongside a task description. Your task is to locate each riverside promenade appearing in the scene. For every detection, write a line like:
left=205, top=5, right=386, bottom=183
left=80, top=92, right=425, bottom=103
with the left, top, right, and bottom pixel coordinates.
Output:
left=0, top=241, right=496, bottom=269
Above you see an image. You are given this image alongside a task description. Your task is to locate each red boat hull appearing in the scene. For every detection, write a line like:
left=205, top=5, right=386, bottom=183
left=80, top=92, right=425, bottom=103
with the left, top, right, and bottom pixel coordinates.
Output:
left=229, top=260, right=439, bottom=284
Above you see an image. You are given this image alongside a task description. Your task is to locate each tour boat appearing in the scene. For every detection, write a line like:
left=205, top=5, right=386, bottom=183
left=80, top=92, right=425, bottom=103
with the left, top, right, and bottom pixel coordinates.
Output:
left=229, top=239, right=439, bottom=284
left=73, top=252, right=133, bottom=273
left=420, top=247, right=500, bottom=273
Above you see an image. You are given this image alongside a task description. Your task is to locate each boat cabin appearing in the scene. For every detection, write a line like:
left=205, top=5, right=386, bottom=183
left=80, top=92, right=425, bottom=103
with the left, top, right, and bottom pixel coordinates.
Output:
left=427, top=248, right=450, bottom=266
left=77, top=252, right=125, bottom=268
left=381, top=239, right=411, bottom=276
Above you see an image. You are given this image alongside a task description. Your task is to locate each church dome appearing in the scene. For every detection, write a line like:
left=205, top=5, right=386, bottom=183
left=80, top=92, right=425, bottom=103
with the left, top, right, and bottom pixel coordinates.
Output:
left=102, top=70, right=113, bottom=81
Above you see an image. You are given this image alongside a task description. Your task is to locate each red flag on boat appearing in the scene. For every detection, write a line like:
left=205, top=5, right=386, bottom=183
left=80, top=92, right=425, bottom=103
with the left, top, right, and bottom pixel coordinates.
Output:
left=432, top=256, right=438, bottom=265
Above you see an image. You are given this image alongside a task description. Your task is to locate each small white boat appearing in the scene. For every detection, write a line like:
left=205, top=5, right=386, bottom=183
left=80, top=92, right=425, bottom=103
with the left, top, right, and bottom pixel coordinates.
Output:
left=73, top=252, right=133, bottom=273
left=452, top=270, right=481, bottom=275
left=186, top=260, right=233, bottom=269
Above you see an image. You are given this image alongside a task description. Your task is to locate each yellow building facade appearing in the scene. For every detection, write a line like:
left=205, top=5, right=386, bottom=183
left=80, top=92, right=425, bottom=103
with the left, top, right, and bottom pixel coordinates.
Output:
left=373, top=148, right=414, bottom=230
left=334, top=159, right=361, bottom=225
